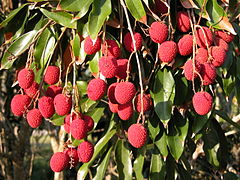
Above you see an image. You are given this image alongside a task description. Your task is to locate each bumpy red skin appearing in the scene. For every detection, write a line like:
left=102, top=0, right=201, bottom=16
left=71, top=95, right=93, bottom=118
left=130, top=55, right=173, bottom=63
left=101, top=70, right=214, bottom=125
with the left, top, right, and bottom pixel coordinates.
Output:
left=64, top=112, right=82, bottom=133
left=102, top=39, right=120, bottom=58
left=54, top=94, right=72, bottom=116
left=77, top=141, right=94, bottom=163
left=107, top=83, right=118, bottom=104
left=24, top=82, right=39, bottom=98
left=183, top=59, right=202, bottom=81
left=193, top=91, right=213, bottom=115
left=201, top=63, right=217, bottom=85
left=84, top=36, right=101, bottom=55
left=118, top=102, right=133, bottom=120
left=11, top=94, right=31, bottom=116
left=87, top=78, right=107, bottom=101
left=99, top=56, right=118, bottom=78
left=215, top=31, right=234, bottom=43
left=178, top=34, right=193, bottom=56
left=195, top=48, right=208, bottom=64
left=63, top=148, right=79, bottom=167
left=83, top=115, right=94, bottom=132
left=114, top=82, right=136, bottom=105
left=210, top=46, right=226, bottom=67
left=115, top=59, right=128, bottom=80
left=158, top=41, right=178, bottom=63
left=50, top=152, right=70, bottom=172
left=109, top=101, right=118, bottom=113
left=128, top=124, right=147, bottom=148
left=149, top=22, right=168, bottom=43
left=196, top=26, right=213, bottom=48
left=26, top=108, right=43, bottom=128
left=38, top=96, right=55, bottom=118
left=18, top=68, right=34, bottom=89
left=134, top=93, right=151, bottom=113
left=176, top=11, right=191, bottom=32
left=124, top=32, right=142, bottom=52
left=46, top=85, right=63, bottom=98
left=214, top=37, right=229, bottom=52
left=70, top=118, right=87, bottom=140
left=44, top=66, right=60, bottom=85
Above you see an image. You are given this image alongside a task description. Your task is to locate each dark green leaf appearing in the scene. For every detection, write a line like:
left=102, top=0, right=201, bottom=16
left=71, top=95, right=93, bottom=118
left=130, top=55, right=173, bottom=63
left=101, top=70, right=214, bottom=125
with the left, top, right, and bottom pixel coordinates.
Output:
left=155, top=124, right=168, bottom=157
left=176, top=163, right=192, bottom=180
left=148, top=113, right=160, bottom=141
left=86, top=107, right=105, bottom=128
left=214, top=110, right=240, bottom=130
left=51, top=114, right=65, bottom=126
left=125, top=0, right=146, bottom=23
left=133, top=147, right=145, bottom=180
left=192, top=114, right=210, bottom=136
left=149, top=150, right=166, bottom=180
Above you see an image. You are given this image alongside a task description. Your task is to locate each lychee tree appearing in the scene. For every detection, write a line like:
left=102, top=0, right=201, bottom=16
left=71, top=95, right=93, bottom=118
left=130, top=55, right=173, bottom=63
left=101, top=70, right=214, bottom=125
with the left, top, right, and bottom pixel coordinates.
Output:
left=0, top=0, right=240, bottom=179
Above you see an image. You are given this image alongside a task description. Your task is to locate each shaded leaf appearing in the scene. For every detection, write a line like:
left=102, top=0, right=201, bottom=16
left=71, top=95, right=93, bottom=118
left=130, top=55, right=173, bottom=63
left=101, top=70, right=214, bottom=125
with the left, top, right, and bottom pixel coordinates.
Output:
left=133, top=147, right=145, bottom=180
left=125, top=0, right=147, bottom=24
left=150, top=150, right=166, bottom=180
left=180, top=0, right=199, bottom=9
left=214, top=110, right=240, bottom=130
left=148, top=113, right=160, bottom=141
left=155, top=123, right=168, bottom=157
left=192, top=114, right=210, bottom=136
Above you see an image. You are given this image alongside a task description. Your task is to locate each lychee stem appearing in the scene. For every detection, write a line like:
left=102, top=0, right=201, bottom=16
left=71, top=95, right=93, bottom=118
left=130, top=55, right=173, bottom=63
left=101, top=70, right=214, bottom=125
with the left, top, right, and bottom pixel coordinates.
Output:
left=196, top=0, right=207, bottom=25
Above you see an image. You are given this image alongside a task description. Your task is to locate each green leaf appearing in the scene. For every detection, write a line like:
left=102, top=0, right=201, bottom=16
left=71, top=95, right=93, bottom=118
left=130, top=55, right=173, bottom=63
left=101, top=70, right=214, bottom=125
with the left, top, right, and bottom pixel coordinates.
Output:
left=59, top=0, right=92, bottom=12
left=89, top=52, right=100, bottom=75
left=125, top=0, right=146, bottom=23
left=76, top=80, right=88, bottom=96
left=155, top=124, right=168, bottom=157
left=86, top=107, right=105, bottom=128
left=133, top=147, right=145, bottom=180
left=150, top=150, right=166, bottom=180
left=214, top=110, right=240, bottom=130
left=88, top=0, right=111, bottom=39
left=93, top=146, right=113, bottom=180
left=40, top=8, right=77, bottom=29
left=1, top=30, right=38, bottom=70
left=151, top=68, right=175, bottom=124
left=72, top=33, right=81, bottom=58
left=174, top=76, right=188, bottom=106
left=148, top=113, right=160, bottom=141
left=80, top=98, right=99, bottom=113
left=51, top=114, right=65, bottom=126
left=115, top=139, right=132, bottom=180
left=192, top=114, right=210, bottom=136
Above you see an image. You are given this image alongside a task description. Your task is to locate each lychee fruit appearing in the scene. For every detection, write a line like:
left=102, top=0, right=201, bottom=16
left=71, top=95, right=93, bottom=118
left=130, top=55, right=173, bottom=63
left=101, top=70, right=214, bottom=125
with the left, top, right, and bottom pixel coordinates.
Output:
left=46, top=85, right=63, bottom=98
left=149, top=21, right=168, bottom=43
left=18, top=68, right=34, bottom=89
left=54, top=94, right=72, bottom=116
left=87, top=78, right=107, bottom=101
left=178, top=34, right=193, bottom=56
left=24, top=81, right=39, bottom=98
left=176, top=11, right=191, bottom=32
left=50, top=152, right=69, bottom=172
left=118, top=102, right=133, bottom=120
left=214, top=37, right=229, bottom=52
left=102, top=39, right=120, bottom=58
left=83, top=115, right=94, bottom=132
left=84, top=36, right=101, bottom=55
left=98, top=56, right=118, bottom=78
left=77, top=141, right=94, bottom=163
left=26, top=108, right=43, bottom=128
left=64, top=112, right=81, bottom=133
left=183, top=59, right=202, bottom=81
left=124, top=32, right=142, bottom=52
left=201, top=63, right=217, bottom=85
left=109, top=101, right=118, bottom=113
left=195, top=48, right=208, bottom=64
left=134, top=93, right=152, bottom=113
left=11, top=94, right=31, bottom=116
left=128, top=123, right=147, bottom=148
left=192, top=91, right=213, bottom=115
left=44, top=66, right=60, bottom=85
left=196, top=26, right=213, bottom=48
left=114, top=82, right=136, bottom=104
left=70, top=118, right=87, bottom=140
left=107, top=83, right=118, bottom=104
left=63, top=148, right=79, bottom=167
left=38, top=96, right=55, bottom=118
left=158, top=41, right=178, bottom=63
left=215, top=30, right=234, bottom=43
left=115, top=59, right=128, bottom=80
left=210, top=46, right=226, bottom=67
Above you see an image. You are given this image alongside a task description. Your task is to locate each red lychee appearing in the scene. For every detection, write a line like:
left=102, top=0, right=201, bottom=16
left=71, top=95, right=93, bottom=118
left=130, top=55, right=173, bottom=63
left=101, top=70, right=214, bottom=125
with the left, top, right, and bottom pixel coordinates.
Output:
left=84, top=36, right=101, bottom=55
left=118, top=102, right=133, bottom=120
left=183, top=59, right=202, bottom=81
left=18, top=68, right=34, bottom=89
left=44, top=66, right=60, bottom=85
left=128, top=123, right=147, bottom=148
left=54, top=94, right=72, bottom=116
left=134, top=93, right=152, bottom=113
left=201, top=63, right=217, bottom=85
left=107, top=83, right=118, bottom=104
left=102, top=39, right=120, bottom=58
left=50, top=152, right=69, bottom=172
left=196, top=26, right=213, bottom=48
left=178, top=34, right=193, bottom=56
left=70, top=118, right=87, bottom=140
left=63, top=148, right=79, bottom=167
left=11, top=94, right=31, bottom=116
left=149, top=21, right=168, bottom=43
left=83, top=115, right=94, bottom=132
left=24, top=81, right=39, bottom=98
left=115, top=59, right=128, bottom=80
left=215, top=30, right=234, bottom=43
left=158, top=41, right=178, bottom=63
left=114, top=82, right=136, bottom=104
left=124, top=32, right=142, bottom=52
left=98, top=56, right=118, bottom=78
left=26, top=108, right=43, bottom=128
left=87, top=78, right=107, bottom=101
left=210, top=46, right=226, bottom=67
left=195, top=48, right=208, bottom=64
left=192, top=91, right=213, bottom=115
left=214, top=37, right=229, bottom=52
left=109, top=101, right=118, bottom=113
left=77, top=141, right=94, bottom=163
left=38, top=96, right=55, bottom=118
left=176, top=11, right=191, bottom=32
left=64, top=112, right=81, bottom=133
left=46, top=85, right=62, bottom=98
